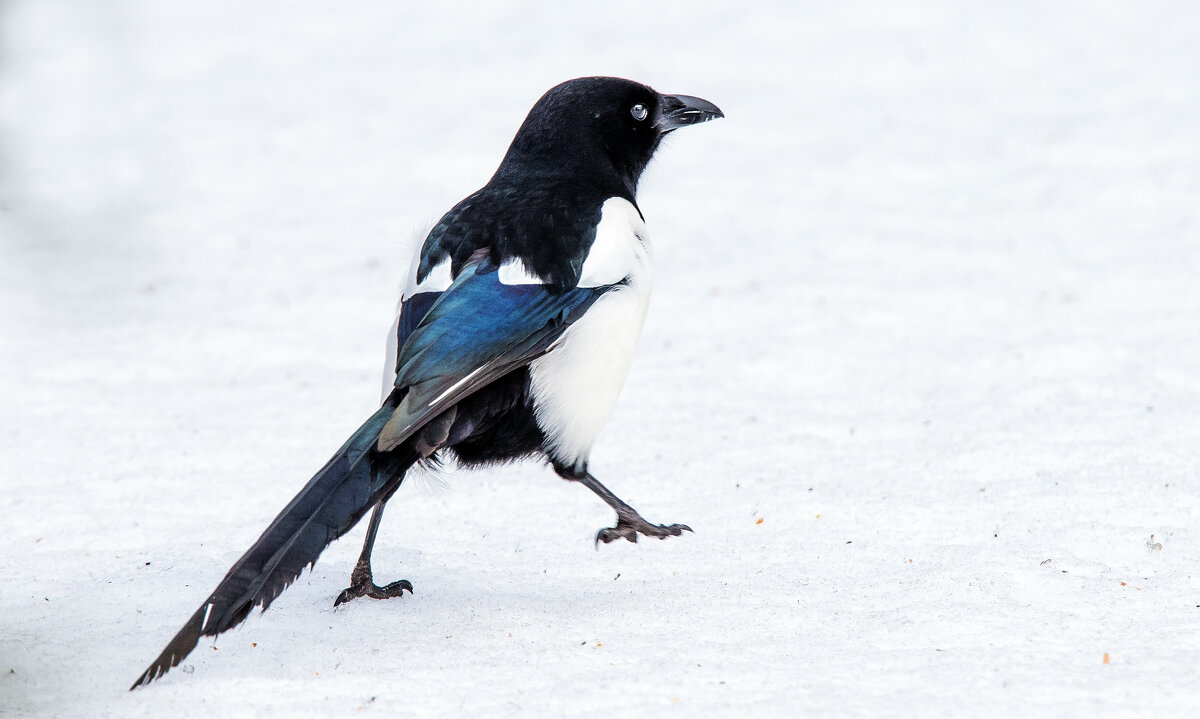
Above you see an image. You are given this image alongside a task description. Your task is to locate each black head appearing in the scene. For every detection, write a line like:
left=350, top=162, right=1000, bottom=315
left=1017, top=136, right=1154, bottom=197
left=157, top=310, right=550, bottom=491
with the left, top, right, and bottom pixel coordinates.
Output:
left=495, top=77, right=723, bottom=199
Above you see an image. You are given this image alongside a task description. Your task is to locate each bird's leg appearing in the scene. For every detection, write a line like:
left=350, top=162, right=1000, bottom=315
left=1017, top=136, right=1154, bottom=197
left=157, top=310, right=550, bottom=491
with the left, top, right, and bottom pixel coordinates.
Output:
left=336, top=413, right=456, bottom=606
left=333, top=501, right=413, bottom=606
left=564, top=469, right=692, bottom=547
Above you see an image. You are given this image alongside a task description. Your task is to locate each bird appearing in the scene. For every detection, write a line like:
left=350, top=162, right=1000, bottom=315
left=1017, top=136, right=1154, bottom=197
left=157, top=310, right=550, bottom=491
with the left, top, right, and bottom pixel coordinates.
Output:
left=130, top=76, right=723, bottom=689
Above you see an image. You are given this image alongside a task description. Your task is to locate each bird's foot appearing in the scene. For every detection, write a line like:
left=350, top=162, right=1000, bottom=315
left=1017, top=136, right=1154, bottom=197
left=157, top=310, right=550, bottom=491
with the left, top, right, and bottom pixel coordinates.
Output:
left=595, top=513, right=692, bottom=547
left=333, top=560, right=413, bottom=606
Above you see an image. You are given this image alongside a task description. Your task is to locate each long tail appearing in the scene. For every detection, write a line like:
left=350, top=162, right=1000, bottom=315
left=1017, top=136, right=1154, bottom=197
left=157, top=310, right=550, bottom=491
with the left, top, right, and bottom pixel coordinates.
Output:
left=131, top=391, right=418, bottom=689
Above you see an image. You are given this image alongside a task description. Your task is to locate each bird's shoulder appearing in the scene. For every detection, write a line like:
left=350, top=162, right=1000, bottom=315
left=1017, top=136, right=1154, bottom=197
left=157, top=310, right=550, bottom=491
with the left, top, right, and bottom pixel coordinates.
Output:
left=416, top=179, right=636, bottom=294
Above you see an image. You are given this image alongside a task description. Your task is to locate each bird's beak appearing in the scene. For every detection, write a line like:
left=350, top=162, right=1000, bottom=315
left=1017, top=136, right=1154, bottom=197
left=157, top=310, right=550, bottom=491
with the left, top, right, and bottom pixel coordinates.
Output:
left=655, top=93, right=724, bottom=132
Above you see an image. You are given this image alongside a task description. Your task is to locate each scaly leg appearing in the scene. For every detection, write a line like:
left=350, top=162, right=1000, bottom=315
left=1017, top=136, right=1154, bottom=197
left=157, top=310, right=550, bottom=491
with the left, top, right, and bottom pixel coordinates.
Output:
left=572, top=471, right=692, bottom=547
left=335, top=416, right=458, bottom=607
left=333, top=500, right=413, bottom=606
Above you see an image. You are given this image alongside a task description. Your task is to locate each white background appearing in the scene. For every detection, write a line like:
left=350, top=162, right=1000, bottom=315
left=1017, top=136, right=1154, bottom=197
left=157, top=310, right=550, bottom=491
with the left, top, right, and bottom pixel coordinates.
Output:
left=2, top=1, right=1199, bottom=716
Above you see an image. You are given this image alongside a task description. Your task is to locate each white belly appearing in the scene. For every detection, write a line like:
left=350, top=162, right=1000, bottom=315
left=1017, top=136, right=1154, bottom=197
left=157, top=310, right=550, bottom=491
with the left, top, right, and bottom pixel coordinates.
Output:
left=528, top=197, right=652, bottom=474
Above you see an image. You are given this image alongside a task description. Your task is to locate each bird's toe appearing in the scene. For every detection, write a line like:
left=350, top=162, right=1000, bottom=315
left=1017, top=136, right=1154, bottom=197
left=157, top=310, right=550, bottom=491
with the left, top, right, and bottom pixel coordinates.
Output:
left=370, top=579, right=414, bottom=599
left=333, top=586, right=362, bottom=607
left=334, top=578, right=413, bottom=606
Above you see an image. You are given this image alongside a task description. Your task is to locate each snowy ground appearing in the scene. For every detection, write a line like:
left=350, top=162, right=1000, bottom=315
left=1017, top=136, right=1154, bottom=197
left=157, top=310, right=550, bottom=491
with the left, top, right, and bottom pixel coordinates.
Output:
left=3, top=1, right=1200, bottom=716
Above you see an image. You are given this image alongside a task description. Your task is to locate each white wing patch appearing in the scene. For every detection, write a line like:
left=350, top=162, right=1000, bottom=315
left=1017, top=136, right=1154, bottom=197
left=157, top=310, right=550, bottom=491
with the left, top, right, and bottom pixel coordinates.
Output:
left=498, top=257, right=545, bottom=285
left=403, top=256, right=452, bottom=300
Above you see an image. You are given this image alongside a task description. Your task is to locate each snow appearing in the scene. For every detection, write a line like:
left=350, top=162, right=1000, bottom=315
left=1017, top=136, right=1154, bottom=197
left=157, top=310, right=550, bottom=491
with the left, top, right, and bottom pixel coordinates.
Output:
left=3, top=1, right=1200, bottom=716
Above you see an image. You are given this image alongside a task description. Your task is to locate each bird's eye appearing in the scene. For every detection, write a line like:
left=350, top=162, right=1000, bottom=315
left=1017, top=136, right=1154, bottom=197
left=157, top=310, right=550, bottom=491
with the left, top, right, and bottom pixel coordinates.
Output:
left=630, top=104, right=648, bottom=121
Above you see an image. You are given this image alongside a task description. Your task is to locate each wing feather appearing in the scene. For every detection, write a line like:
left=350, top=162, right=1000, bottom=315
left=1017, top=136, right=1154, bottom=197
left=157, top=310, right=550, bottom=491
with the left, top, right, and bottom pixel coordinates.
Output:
left=376, top=261, right=605, bottom=451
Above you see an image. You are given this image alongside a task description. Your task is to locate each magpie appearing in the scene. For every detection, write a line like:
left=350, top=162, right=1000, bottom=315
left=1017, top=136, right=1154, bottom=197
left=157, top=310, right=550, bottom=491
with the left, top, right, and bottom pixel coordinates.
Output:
left=131, top=76, right=722, bottom=689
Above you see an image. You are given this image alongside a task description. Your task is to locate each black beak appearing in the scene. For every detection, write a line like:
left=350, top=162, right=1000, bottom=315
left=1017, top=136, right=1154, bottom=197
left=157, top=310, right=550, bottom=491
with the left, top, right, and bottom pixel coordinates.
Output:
left=655, top=93, right=724, bottom=132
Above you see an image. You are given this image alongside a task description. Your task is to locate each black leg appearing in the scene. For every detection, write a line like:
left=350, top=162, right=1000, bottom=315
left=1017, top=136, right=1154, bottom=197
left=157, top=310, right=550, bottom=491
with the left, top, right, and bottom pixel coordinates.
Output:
left=333, top=500, right=413, bottom=606
left=572, top=472, right=692, bottom=547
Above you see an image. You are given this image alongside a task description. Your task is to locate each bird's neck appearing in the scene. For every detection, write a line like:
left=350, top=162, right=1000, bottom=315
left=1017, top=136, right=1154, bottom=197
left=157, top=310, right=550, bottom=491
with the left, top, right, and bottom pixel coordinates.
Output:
left=494, top=140, right=642, bottom=204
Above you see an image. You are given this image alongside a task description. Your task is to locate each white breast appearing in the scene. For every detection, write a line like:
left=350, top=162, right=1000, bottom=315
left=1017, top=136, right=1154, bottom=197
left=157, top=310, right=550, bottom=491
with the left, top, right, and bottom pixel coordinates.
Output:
left=528, top=197, right=653, bottom=474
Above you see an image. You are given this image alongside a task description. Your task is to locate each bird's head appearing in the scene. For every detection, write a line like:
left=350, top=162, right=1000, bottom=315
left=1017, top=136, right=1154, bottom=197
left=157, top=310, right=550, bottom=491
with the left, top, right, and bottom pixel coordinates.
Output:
left=497, top=77, right=723, bottom=198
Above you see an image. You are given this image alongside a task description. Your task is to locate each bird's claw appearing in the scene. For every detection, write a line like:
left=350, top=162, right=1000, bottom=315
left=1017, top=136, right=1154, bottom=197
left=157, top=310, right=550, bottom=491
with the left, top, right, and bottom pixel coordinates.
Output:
left=333, top=568, right=412, bottom=607
left=594, top=519, right=692, bottom=547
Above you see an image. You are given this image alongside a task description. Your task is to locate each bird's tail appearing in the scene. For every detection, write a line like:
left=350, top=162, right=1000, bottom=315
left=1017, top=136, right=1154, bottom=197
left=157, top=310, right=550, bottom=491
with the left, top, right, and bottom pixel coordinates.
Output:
left=130, top=391, right=417, bottom=689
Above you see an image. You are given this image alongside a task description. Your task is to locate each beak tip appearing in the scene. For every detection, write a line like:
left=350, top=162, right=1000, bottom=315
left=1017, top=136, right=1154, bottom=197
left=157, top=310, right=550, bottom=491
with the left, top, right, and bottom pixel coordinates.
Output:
left=658, top=93, right=725, bottom=130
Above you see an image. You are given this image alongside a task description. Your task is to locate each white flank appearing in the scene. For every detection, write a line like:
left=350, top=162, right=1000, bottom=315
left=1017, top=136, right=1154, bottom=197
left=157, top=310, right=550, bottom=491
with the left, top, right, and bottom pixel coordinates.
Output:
left=529, top=197, right=653, bottom=473
left=380, top=310, right=402, bottom=403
